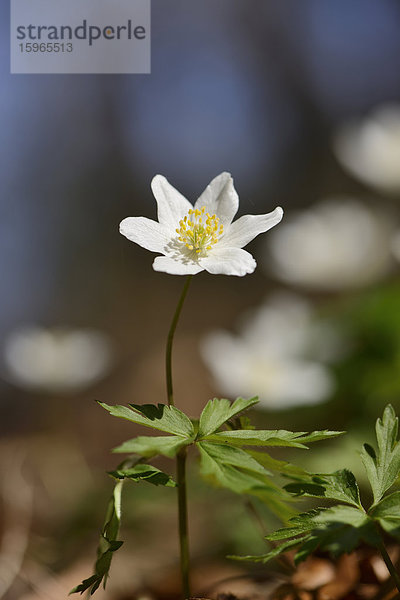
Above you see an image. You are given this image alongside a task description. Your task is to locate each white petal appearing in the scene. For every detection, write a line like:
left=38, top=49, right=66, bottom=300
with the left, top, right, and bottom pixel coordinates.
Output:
left=151, top=175, right=193, bottom=230
left=120, top=217, right=170, bottom=253
left=153, top=255, right=204, bottom=275
left=199, top=247, right=256, bottom=276
left=194, top=172, right=239, bottom=226
left=219, top=208, right=283, bottom=249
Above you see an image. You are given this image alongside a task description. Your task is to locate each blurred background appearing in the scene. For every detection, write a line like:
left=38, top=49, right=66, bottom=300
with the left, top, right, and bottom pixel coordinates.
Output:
left=1, top=0, right=400, bottom=598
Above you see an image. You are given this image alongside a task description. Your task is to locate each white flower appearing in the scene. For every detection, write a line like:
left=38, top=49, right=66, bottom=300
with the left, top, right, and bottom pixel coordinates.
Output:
left=3, top=326, right=114, bottom=394
left=201, top=294, right=341, bottom=410
left=265, top=198, right=394, bottom=291
left=334, top=105, right=400, bottom=194
left=120, top=173, right=283, bottom=276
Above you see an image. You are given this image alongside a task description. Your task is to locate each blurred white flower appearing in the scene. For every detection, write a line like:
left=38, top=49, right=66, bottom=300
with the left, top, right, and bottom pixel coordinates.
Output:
left=120, top=172, right=283, bottom=276
left=334, top=105, right=400, bottom=194
left=3, top=326, right=114, bottom=394
left=265, top=198, right=393, bottom=291
left=201, top=294, right=344, bottom=410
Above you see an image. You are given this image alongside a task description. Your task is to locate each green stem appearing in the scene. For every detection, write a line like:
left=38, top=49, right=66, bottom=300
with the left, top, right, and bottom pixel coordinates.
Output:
left=165, top=276, right=193, bottom=598
left=377, top=536, right=400, bottom=593
left=166, top=275, right=193, bottom=407
left=177, top=447, right=190, bottom=599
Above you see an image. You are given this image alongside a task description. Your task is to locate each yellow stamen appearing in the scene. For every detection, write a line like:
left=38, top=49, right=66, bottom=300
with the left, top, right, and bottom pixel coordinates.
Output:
left=175, top=206, right=223, bottom=256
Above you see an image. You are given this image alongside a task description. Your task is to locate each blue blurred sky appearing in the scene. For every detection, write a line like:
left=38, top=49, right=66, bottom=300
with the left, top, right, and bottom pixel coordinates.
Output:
left=1, top=0, right=400, bottom=335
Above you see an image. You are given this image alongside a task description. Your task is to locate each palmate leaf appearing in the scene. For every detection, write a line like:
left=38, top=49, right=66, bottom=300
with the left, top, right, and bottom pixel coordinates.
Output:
left=234, top=405, right=400, bottom=570
left=294, top=506, right=378, bottom=559
left=98, top=402, right=194, bottom=438
left=204, top=429, right=344, bottom=449
left=361, top=404, right=400, bottom=504
left=113, top=435, right=189, bottom=458
left=232, top=505, right=378, bottom=567
left=197, top=441, right=294, bottom=521
left=197, top=442, right=271, bottom=492
left=284, top=469, right=362, bottom=509
left=198, top=397, right=259, bottom=437
left=108, top=463, right=177, bottom=487
left=70, top=480, right=124, bottom=595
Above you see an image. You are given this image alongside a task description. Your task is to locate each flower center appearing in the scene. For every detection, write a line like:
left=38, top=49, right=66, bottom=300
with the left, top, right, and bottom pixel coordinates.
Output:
left=176, top=206, right=223, bottom=254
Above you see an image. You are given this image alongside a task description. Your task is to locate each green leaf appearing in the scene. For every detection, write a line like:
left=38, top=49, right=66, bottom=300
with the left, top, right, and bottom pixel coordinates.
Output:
left=98, top=402, right=194, bottom=438
left=284, top=470, right=362, bottom=509
left=370, top=490, right=400, bottom=519
left=113, top=435, right=189, bottom=458
left=360, top=404, right=400, bottom=504
left=369, top=491, right=400, bottom=539
left=313, top=505, right=368, bottom=527
left=70, top=575, right=102, bottom=596
left=197, top=441, right=293, bottom=519
left=197, top=442, right=270, bottom=493
left=294, top=430, right=346, bottom=444
left=248, top=450, right=309, bottom=478
left=198, top=441, right=272, bottom=476
left=231, top=503, right=380, bottom=566
left=108, top=464, right=177, bottom=487
left=198, top=397, right=258, bottom=437
left=266, top=509, right=324, bottom=541
left=244, top=506, right=376, bottom=566
left=229, top=536, right=310, bottom=564
left=290, top=506, right=377, bottom=557
left=205, top=430, right=309, bottom=448
left=295, top=520, right=377, bottom=561
left=205, top=429, right=343, bottom=449
left=292, top=535, right=321, bottom=564
left=70, top=479, right=124, bottom=595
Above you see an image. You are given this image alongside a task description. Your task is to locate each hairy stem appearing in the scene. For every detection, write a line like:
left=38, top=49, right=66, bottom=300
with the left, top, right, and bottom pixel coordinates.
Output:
left=177, top=448, right=190, bottom=599
left=166, top=275, right=192, bottom=407
left=377, top=536, right=400, bottom=594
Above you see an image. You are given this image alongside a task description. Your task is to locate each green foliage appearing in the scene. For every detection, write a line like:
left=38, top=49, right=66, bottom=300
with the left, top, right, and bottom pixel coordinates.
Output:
left=284, top=469, right=362, bottom=509
left=360, top=404, right=400, bottom=504
left=369, top=491, right=400, bottom=539
left=79, top=396, right=343, bottom=593
left=232, top=505, right=379, bottom=565
left=204, top=428, right=343, bottom=449
left=98, top=402, right=195, bottom=437
left=70, top=460, right=176, bottom=595
left=105, top=396, right=342, bottom=518
left=198, top=441, right=272, bottom=493
left=70, top=479, right=124, bottom=595
left=231, top=506, right=379, bottom=564
left=108, top=463, right=177, bottom=487
left=248, top=450, right=309, bottom=478
left=232, top=404, right=400, bottom=568
left=113, top=435, right=189, bottom=458
left=198, top=441, right=272, bottom=478
left=198, top=397, right=259, bottom=437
